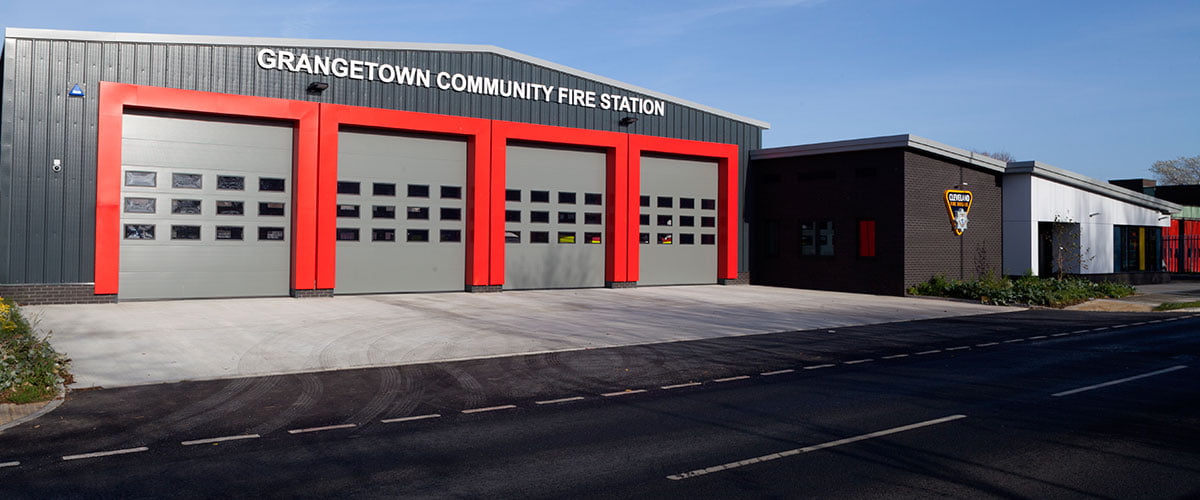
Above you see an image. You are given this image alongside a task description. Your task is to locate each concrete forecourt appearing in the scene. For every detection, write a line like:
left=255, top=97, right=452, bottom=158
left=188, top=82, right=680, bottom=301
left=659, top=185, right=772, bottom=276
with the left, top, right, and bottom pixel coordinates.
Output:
left=28, top=285, right=1017, bottom=389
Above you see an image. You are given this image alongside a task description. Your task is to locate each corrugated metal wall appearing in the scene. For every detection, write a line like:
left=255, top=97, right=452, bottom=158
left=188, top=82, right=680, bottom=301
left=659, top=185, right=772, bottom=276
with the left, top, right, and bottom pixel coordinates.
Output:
left=0, top=35, right=762, bottom=284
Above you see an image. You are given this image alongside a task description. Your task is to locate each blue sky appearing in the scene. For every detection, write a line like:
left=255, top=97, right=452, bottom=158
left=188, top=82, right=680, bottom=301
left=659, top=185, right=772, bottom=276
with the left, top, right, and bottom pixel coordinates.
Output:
left=1, top=0, right=1197, bottom=182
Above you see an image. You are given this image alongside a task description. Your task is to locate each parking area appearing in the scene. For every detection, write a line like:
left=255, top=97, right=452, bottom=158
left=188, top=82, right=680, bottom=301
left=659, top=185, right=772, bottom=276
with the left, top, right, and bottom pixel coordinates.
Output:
left=28, top=285, right=1018, bottom=389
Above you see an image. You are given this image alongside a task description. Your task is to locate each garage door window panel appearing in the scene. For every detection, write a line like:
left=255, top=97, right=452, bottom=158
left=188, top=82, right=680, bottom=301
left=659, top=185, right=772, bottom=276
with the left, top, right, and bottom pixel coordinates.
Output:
left=124, top=197, right=156, bottom=214
left=171, top=199, right=202, bottom=215
left=217, top=176, right=245, bottom=190
left=125, top=171, right=157, bottom=187
left=172, top=173, right=202, bottom=189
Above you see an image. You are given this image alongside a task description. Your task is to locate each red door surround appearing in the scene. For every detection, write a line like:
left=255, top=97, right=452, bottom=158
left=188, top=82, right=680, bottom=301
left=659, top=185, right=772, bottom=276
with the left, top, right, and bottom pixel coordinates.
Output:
left=95, top=83, right=738, bottom=295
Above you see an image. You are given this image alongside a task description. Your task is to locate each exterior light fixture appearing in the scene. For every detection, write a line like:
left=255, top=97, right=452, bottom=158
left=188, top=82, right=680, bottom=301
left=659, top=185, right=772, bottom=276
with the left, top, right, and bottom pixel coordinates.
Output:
left=1090, top=212, right=1102, bottom=218
left=307, top=81, right=329, bottom=93
left=619, top=116, right=638, bottom=126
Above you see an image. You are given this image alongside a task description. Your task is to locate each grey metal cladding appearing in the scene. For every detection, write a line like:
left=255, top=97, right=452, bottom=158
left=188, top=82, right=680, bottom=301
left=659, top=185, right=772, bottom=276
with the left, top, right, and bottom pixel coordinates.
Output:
left=0, top=32, right=763, bottom=284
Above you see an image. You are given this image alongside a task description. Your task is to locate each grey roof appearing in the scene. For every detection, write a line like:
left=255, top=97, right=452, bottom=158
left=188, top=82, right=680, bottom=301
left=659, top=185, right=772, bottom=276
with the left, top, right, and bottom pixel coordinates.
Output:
left=749, top=134, right=1008, bottom=173
left=4, top=27, right=769, bottom=129
left=1006, top=161, right=1181, bottom=214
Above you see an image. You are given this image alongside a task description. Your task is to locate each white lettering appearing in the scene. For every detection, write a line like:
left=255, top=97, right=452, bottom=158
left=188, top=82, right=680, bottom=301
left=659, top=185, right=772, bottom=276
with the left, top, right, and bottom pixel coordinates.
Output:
left=584, top=91, right=596, bottom=108
left=451, top=73, right=468, bottom=92
left=512, top=81, right=527, bottom=99
left=294, top=53, right=312, bottom=74
left=557, top=87, right=570, bottom=104
left=378, top=64, right=395, bottom=83
left=331, top=58, right=349, bottom=78
left=599, top=93, right=611, bottom=110
left=312, top=55, right=330, bottom=76
left=349, top=59, right=364, bottom=80
left=436, top=71, right=452, bottom=90
left=364, top=61, right=379, bottom=81
left=256, top=48, right=277, bottom=69
left=277, top=50, right=296, bottom=72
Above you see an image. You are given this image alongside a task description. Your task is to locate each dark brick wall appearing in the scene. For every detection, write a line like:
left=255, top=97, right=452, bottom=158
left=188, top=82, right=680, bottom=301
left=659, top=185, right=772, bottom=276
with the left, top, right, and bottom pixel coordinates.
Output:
left=902, top=150, right=1004, bottom=288
left=749, top=149, right=906, bottom=295
left=0, top=283, right=116, bottom=305
left=290, top=289, right=334, bottom=298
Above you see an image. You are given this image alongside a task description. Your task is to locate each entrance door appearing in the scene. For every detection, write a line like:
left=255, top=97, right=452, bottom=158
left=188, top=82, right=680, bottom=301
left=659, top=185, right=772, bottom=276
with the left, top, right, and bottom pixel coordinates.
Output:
left=504, top=145, right=607, bottom=289
left=119, top=112, right=293, bottom=300
left=335, top=130, right=467, bottom=293
left=638, top=155, right=719, bottom=285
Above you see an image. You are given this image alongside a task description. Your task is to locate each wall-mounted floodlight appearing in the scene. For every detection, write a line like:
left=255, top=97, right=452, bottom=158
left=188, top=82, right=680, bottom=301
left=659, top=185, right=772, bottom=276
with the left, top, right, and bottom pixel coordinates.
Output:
left=619, top=116, right=638, bottom=126
left=1090, top=212, right=1102, bottom=218
left=307, top=82, right=330, bottom=94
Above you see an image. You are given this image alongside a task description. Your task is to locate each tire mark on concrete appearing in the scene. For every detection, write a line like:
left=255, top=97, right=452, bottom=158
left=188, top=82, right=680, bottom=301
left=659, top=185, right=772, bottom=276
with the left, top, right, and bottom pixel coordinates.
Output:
left=249, top=373, right=323, bottom=435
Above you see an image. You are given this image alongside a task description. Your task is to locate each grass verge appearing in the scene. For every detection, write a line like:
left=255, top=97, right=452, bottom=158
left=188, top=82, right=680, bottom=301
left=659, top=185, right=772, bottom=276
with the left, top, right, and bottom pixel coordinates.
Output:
left=1, top=297, right=72, bottom=404
left=1154, top=300, right=1200, bottom=312
left=908, top=274, right=1135, bottom=308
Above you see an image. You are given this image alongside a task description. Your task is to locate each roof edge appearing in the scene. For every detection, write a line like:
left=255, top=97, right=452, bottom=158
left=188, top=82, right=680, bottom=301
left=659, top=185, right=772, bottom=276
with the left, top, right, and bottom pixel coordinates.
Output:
left=1006, top=161, right=1181, bottom=214
left=750, top=134, right=1008, bottom=173
left=4, top=27, right=769, bottom=129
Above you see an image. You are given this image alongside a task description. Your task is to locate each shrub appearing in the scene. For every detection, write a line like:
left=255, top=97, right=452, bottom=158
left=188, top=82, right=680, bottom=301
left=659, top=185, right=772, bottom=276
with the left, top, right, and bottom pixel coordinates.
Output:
left=0, top=298, right=71, bottom=404
left=908, top=274, right=1133, bottom=308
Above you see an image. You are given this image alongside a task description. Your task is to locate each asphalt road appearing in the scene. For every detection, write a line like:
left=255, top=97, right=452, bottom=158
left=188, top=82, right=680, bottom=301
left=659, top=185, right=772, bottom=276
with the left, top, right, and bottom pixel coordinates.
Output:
left=1, top=310, right=1198, bottom=498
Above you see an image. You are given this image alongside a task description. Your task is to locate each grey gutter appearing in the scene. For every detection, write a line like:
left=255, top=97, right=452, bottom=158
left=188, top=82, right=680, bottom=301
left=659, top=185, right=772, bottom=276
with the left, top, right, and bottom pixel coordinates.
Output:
left=4, top=27, right=770, bottom=129
left=1006, top=160, right=1181, bottom=214
left=749, top=134, right=1008, bottom=173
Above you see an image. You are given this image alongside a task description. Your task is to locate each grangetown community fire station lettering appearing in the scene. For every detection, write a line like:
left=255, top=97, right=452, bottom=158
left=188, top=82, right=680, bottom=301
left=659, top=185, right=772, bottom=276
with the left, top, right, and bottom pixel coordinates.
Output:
left=256, top=48, right=668, bottom=116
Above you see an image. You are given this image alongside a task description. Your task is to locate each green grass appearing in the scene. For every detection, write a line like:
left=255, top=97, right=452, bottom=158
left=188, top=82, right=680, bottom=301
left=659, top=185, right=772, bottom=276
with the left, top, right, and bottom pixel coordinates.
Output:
left=1, top=298, right=72, bottom=404
left=907, top=273, right=1135, bottom=308
left=1153, top=300, right=1200, bottom=312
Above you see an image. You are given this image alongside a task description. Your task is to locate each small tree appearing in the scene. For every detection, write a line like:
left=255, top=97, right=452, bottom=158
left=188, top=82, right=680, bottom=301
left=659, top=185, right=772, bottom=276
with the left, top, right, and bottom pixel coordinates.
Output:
left=1150, top=154, right=1200, bottom=185
left=971, top=150, right=1016, bottom=163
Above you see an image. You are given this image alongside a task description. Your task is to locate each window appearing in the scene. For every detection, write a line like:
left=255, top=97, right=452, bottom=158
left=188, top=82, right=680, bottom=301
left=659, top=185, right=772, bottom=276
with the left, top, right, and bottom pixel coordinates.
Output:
left=1114, top=225, right=1162, bottom=272
left=407, top=184, right=430, bottom=198
left=505, top=231, right=521, bottom=243
left=701, top=234, right=715, bottom=245
left=585, top=193, right=602, bottom=205
left=657, top=233, right=673, bottom=245
left=799, top=220, right=834, bottom=256
left=701, top=216, right=715, bottom=228
left=406, top=229, right=430, bottom=242
left=124, top=197, right=156, bottom=214
left=441, top=185, right=463, bottom=199
left=585, top=232, right=602, bottom=244
left=584, top=213, right=602, bottom=225
left=558, top=212, right=576, bottom=224
left=530, top=211, right=550, bottom=223
left=372, top=229, right=396, bottom=242
left=373, top=183, right=396, bottom=196
left=337, top=181, right=360, bottom=195
left=558, top=232, right=576, bottom=244
left=858, top=220, right=876, bottom=257
left=216, top=201, right=245, bottom=216
left=440, top=229, right=462, bottom=242
left=217, top=176, right=244, bottom=190
left=531, top=190, right=550, bottom=203
left=372, top=206, right=395, bottom=219
left=441, top=207, right=462, bottom=221
left=338, top=204, right=360, bottom=218
left=506, top=189, right=521, bottom=202
left=657, top=196, right=673, bottom=208
left=639, top=214, right=650, bottom=225
left=679, top=234, right=695, bottom=245
left=172, top=173, right=202, bottom=189
left=259, top=227, right=286, bottom=241
left=171, top=199, right=202, bottom=215
left=124, top=224, right=155, bottom=240
left=640, top=195, right=650, bottom=207
left=559, top=192, right=577, bottom=204
left=124, top=171, right=156, bottom=187
left=171, top=225, right=201, bottom=240
left=679, top=198, right=695, bottom=209
left=407, top=206, right=429, bottom=220
left=337, top=228, right=360, bottom=241
left=259, top=178, right=286, bottom=192
left=506, top=210, right=521, bottom=222
left=679, top=216, right=694, bottom=227
left=530, top=231, right=550, bottom=243
left=657, top=215, right=673, bottom=226
left=701, top=199, right=716, bottom=210
left=259, top=202, right=286, bottom=216
left=640, top=233, right=650, bottom=244
left=216, top=226, right=243, bottom=240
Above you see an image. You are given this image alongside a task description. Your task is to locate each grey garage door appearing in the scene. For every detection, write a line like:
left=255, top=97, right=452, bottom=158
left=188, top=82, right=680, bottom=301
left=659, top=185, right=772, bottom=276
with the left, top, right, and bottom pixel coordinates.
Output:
left=119, top=112, right=294, bottom=300
left=335, top=130, right=467, bottom=294
left=504, top=145, right=607, bottom=289
left=638, top=155, right=719, bottom=285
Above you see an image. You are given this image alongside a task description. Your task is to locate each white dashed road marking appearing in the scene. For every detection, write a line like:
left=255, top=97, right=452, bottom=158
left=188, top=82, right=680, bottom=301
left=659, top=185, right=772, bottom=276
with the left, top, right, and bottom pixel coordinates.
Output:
left=761, top=369, right=794, bottom=376
left=714, top=375, right=752, bottom=383
left=535, top=396, right=585, bottom=405
left=461, top=405, right=518, bottom=414
left=976, top=342, right=999, bottom=347
left=287, top=424, right=357, bottom=434
left=1050, top=333, right=1069, bottom=337
left=62, top=447, right=149, bottom=461
left=0, top=461, right=19, bottom=468
left=1003, top=339, right=1024, bottom=344
left=181, top=434, right=260, bottom=446
left=381, top=414, right=442, bottom=423
left=803, top=364, right=835, bottom=370
left=601, top=390, right=647, bottom=397
left=666, top=414, right=968, bottom=481
left=881, top=354, right=909, bottom=360
left=1052, top=365, right=1188, bottom=397
left=844, top=359, right=873, bottom=365
left=1027, top=336, right=1047, bottom=340
left=916, top=350, right=941, bottom=355
left=945, top=346, right=969, bottom=351
left=662, top=382, right=702, bottom=390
